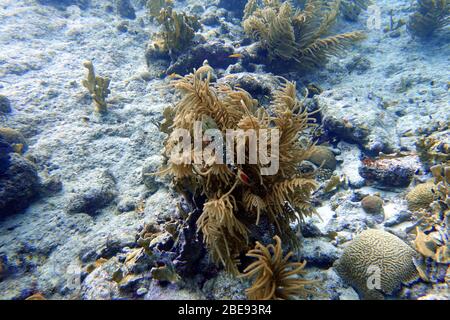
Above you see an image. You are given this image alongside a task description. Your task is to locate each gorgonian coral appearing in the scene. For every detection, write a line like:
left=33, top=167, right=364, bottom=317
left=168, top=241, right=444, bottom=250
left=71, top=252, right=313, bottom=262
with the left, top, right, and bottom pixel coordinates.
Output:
left=407, top=0, right=449, bottom=39
left=242, top=0, right=365, bottom=69
left=158, top=66, right=318, bottom=274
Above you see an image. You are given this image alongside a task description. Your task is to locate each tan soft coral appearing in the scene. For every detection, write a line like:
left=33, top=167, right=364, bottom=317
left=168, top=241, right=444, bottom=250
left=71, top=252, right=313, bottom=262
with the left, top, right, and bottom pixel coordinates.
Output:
left=241, top=236, right=315, bottom=300
left=158, top=66, right=318, bottom=274
left=243, top=0, right=366, bottom=70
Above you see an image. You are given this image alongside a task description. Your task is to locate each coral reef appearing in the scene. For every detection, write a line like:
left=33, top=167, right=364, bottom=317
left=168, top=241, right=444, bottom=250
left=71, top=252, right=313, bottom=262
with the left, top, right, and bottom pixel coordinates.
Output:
left=158, top=66, right=318, bottom=274
left=82, top=61, right=111, bottom=114
left=359, top=153, right=421, bottom=188
left=241, top=236, right=314, bottom=300
left=0, top=95, right=12, bottom=114
left=242, top=0, right=365, bottom=70
left=0, top=153, right=40, bottom=216
left=334, top=229, right=419, bottom=299
left=410, top=164, right=449, bottom=285
left=407, top=0, right=449, bottom=39
left=416, top=130, right=450, bottom=169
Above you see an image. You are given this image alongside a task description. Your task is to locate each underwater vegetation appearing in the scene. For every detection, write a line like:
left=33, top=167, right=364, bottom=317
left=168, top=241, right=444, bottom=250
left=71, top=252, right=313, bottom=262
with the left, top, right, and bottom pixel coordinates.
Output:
left=241, top=236, right=315, bottom=300
left=82, top=61, right=111, bottom=114
left=148, top=6, right=202, bottom=59
left=242, top=0, right=365, bottom=70
left=410, top=164, right=449, bottom=281
left=158, top=66, right=319, bottom=275
left=407, top=0, right=449, bottom=39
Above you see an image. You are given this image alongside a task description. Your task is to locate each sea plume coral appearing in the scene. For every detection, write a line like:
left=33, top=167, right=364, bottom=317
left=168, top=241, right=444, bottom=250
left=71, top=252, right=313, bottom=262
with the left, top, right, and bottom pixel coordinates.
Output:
left=241, top=236, right=314, bottom=300
left=158, top=66, right=319, bottom=274
left=242, top=0, right=366, bottom=70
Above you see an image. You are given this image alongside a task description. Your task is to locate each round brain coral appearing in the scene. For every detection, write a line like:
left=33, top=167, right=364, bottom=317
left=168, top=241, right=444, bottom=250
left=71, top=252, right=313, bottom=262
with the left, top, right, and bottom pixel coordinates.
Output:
left=361, top=195, right=384, bottom=214
left=334, top=229, right=419, bottom=300
left=406, top=182, right=436, bottom=212
left=306, top=146, right=337, bottom=171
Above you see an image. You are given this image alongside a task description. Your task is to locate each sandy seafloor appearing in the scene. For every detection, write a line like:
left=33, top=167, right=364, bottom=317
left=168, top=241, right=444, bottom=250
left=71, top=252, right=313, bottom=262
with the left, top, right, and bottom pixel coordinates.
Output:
left=0, top=0, right=448, bottom=300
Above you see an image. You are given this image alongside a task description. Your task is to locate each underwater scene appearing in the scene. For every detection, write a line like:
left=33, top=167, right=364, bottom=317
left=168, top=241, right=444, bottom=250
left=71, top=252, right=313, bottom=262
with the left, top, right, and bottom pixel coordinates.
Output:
left=0, top=0, right=448, bottom=301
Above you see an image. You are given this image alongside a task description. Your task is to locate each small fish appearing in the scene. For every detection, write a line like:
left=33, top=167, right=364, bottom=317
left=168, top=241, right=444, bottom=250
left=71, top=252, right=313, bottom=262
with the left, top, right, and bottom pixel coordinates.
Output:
left=229, top=53, right=244, bottom=59
left=237, top=169, right=252, bottom=186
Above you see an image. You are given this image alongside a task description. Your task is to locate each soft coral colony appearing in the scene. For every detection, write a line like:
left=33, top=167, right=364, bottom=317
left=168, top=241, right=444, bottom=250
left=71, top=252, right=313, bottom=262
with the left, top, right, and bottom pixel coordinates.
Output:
left=157, top=65, right=319, bottom=288
left=242, top=0, right=366, bottom=70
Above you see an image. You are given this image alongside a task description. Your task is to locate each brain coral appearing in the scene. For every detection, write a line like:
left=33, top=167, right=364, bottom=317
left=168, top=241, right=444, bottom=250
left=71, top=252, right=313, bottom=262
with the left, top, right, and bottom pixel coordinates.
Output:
left=361, top=195, right=384, bottom=214
left=406, top=182, right=436, bottom=212
left=334, top=229, right=419, bottom=300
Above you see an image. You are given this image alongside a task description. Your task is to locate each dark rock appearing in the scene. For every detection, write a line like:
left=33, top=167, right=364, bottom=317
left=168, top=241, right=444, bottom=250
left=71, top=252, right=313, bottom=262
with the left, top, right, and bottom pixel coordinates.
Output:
left=0, top=138, right=13, bottom=175
left=66, top=170, right=117, bottom=215
left=218, top=0, right=247, bottom=16
left=359, top=155, right=421, bottom=188
left=300, top=221, right=323, bottom=238
left=384, top=211, right=412, bottom=227
left=0, top=153, right=40, bottom=216
left=0, top=254, right=8, bottom=280
left=218, top=72, right=279, bottom=104
left=0, top=95, right=12, bottom=113
left=115, top=0, right=136, bottom=20
left=173, top=207, right=206, bottom=277
left=346, top=55, right=371, bottom=74
left=165, top=41, right=236, bottom=76
left=299, top=238, right=342, bottom=268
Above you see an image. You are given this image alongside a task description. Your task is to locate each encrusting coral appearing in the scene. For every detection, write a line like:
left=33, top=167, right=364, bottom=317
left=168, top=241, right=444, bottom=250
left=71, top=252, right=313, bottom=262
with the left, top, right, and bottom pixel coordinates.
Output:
left=407, top=0, right=449, bottom=39
left=242, top=0, right=366, bottom=70
left=334, top=229, right=420, bottom=300
left=157, top=65, right=319, bottom=274
left=82, top=61, right=111, bottom=114
left=241, top=236, right=314, bottom=300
